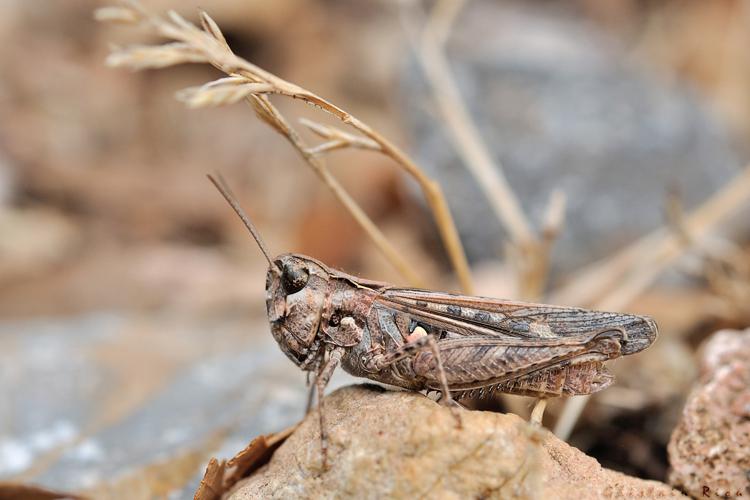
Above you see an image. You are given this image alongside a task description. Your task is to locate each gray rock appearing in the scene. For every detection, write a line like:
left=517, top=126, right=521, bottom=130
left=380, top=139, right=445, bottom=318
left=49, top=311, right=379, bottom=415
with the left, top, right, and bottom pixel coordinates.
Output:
left=0, top=313, right=355, bottom=498
left=402, top=1, right=742, bottom=273
left=668, top=328, right=750, bottom=498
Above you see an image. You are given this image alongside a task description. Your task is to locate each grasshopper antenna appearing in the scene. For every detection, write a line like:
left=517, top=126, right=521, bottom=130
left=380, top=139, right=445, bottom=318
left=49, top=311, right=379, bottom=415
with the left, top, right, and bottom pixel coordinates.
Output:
left=207, top=173, right=281, bottom=274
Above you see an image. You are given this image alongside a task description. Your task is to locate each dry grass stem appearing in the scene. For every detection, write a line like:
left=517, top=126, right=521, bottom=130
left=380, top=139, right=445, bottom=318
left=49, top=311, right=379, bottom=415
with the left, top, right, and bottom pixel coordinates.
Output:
left=553, top=165, right=750, bottom=440
left=555, top=165, right=750, bottom=311
left=414, top=0, right=571, bottom=296
left=105, top=42, right=207, bottom=69
left=93, top=6, right=139, bottom=24
left=409, top=0, right=565, bottom=416
left=542, top=190, right=567, bottom=242
left=246, top=94, right=427, bottom=287
left=419, top=0, right=532, bottom=244
left=522, top=190, right=567, bottom=299
left=299, top=118, right=380, bottom=155
left=667, top=186, right=750, bottom=324
left=414, top=0, right=561, bottom=300
left=98, top=2, right=479, bottom=289
left=177, top=79, right=276, bottom=108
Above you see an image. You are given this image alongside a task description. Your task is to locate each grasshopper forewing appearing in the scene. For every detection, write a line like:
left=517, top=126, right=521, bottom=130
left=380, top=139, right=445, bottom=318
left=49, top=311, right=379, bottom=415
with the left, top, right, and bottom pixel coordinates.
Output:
left=208, top=175, right=658, bottom=466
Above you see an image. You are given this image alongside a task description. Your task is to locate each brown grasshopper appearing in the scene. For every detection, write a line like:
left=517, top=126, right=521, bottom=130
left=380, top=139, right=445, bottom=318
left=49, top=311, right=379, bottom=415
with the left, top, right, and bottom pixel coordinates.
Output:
left=208, top=175, right=658, bottom=466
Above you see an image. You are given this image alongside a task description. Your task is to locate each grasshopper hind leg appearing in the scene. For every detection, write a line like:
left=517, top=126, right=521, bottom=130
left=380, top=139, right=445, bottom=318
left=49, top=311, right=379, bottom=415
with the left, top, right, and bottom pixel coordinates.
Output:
left=427, top=337, right=463, bottom=429
left=365, top=334, right=463, bottom=428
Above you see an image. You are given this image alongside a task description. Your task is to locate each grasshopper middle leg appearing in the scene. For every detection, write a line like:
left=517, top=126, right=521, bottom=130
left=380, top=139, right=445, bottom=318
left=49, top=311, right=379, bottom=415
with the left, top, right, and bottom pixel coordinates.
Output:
left=365, top=334, right=462, bottom=427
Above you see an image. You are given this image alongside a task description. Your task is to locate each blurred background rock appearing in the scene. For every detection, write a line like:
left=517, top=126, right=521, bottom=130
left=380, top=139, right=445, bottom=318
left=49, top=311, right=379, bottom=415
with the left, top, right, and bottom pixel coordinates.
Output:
left=403, top=1, right=742, bottom=272
left=1, top=0, right=749, bottom=498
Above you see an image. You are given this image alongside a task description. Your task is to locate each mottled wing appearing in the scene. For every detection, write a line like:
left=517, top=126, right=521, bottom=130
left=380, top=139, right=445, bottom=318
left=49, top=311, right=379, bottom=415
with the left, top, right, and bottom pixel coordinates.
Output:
left=375, top=288, right=657, bottom=355
left=369, top=288, right=657, bottom=397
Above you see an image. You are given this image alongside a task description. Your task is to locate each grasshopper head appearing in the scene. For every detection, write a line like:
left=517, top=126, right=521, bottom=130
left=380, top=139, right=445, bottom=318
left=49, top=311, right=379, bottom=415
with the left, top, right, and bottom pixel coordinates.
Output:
left=205, top=175, right=332, bottom=369
left=265, top=253, right=330, bottom=368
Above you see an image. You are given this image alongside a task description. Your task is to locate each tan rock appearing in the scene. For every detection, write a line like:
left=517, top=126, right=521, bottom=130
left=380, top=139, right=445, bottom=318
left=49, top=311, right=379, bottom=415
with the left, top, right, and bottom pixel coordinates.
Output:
left=668, top=328, right=750, bottom=498
left=226, top=385, right=684, bottom=499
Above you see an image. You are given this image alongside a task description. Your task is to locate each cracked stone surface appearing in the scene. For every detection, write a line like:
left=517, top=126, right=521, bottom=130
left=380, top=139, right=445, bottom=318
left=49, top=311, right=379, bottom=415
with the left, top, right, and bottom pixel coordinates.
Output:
left=228, top=385, right=685, bottom=499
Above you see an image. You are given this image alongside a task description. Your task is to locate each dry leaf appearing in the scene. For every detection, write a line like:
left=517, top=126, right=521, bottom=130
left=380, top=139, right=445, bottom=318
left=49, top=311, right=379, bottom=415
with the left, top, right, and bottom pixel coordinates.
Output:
left=193, top=425, right=297, bottom=500
left=224, top=425, right=297, bottom=486
left=193, top=458, right=226, bottom=500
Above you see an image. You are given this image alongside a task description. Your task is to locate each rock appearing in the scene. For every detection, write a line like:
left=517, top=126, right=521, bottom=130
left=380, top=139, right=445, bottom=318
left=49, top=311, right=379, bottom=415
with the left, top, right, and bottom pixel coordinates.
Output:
left=668, top=328, right=750, bottom=498
left=227, top=385, right=685, bottom=499
left=0, top=313, right=357, bottom=497
left=401, top=1, right=741, bottom=272
left=0, top=207, right=80, bottom=284
left=0, top=149, right=13, bottom=206
left=0, top=482, right=85, bottom=499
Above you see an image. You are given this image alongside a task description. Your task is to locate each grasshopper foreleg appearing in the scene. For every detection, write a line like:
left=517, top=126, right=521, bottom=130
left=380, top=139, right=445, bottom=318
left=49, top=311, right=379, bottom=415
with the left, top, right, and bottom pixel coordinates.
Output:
left=305, top=380, right=315, bottom=415
left=314, top=346, right=344, bottom=470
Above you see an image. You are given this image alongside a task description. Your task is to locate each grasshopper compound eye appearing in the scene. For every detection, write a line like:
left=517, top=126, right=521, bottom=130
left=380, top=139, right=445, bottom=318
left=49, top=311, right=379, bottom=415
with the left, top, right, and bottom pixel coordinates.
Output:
left=281, top=260, right=309, bottom=294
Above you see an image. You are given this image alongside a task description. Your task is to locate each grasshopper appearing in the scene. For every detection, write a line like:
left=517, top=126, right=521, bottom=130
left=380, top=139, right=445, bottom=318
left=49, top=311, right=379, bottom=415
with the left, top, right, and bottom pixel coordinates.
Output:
left=208, top=175, right=658, bottom=466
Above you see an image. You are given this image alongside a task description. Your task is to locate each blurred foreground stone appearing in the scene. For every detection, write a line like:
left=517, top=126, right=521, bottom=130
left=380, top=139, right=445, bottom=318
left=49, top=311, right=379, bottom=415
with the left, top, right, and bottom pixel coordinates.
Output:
left=0, top=314, right=355, bottom=499
left=225, top=385, right=684, bottom=499
left=668, top=328, right=750, bottom=498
